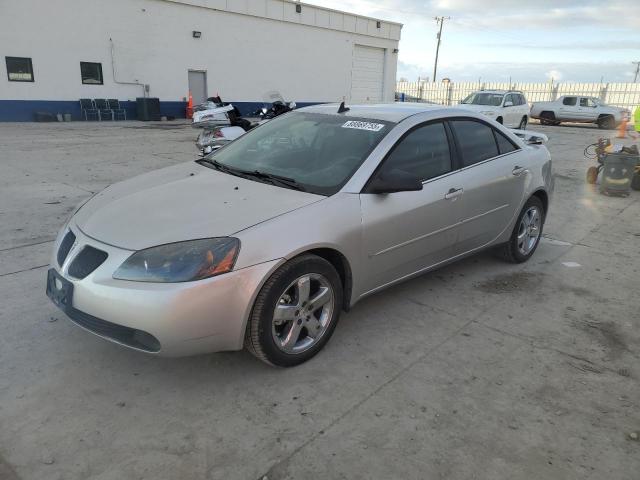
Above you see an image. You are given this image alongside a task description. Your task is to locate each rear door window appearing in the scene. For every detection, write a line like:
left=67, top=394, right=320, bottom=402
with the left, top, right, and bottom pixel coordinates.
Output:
left=450, top=120, right=499, bottom=167
left=580, top=97, right=597, bottom=107
left=563, top=97, right=577, bottom=106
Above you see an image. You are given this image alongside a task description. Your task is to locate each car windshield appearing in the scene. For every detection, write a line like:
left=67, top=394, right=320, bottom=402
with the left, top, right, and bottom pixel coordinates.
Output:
left=461, top=93, right=504, bottom=106
left=204, top=112, right=393, bottom=195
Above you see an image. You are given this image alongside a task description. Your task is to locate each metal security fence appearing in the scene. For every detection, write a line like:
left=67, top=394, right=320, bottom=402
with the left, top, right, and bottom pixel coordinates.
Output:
left=396, top=81, right=640, bottom=113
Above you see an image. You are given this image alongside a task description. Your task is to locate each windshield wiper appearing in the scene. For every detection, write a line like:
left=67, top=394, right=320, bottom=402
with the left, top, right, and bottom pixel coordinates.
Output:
left=197, top=158, right=251, bottom=179
left=247, top=171, right=306, bottom=191
left=197, top=159, right=306, bottom=192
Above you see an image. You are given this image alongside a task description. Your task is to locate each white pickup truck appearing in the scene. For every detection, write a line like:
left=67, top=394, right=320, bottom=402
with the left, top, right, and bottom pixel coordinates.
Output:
left=530, top=96, right=630, bottom=129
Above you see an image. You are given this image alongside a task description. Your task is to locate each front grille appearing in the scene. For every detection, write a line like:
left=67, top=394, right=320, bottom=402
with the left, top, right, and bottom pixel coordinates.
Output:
left=57, top=230, right=76, bottom=266
left=68, top=246, right=108, bottom=279
left=65, top=307, right=161, bottom=352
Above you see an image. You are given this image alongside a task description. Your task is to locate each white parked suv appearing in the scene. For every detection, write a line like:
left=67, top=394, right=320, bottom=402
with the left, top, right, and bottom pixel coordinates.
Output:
left=530, top=96, right=630, bottom=129
left=458, top=90, right=529, bottom=129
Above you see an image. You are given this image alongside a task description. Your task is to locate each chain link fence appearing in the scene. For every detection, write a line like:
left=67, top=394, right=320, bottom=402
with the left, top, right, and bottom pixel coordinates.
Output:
left=396, top=81, right=640, bottom=114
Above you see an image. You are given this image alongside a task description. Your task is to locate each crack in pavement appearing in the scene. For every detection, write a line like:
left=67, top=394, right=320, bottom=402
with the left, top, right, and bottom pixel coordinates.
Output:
left=0, top=264, right=49, bottom=277
left=0, top=239, right=55, bottom=252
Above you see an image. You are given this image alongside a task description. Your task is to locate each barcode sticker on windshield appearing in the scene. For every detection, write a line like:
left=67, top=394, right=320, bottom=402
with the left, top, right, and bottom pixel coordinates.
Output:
left=341, top=121, right=385, bottom=132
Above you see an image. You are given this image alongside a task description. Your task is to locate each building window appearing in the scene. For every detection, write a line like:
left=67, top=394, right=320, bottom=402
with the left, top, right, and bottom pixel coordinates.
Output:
left=6, top=57, right=34, bottom=82
left=80, top=62, right=103, bottom=85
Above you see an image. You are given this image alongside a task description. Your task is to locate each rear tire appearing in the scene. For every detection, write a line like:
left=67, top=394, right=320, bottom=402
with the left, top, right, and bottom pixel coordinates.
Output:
left=540, top=111, right=555, bottom=126
left=245, top=254, right=343, bottom=367
left=496, top=196, right=545, bottom=264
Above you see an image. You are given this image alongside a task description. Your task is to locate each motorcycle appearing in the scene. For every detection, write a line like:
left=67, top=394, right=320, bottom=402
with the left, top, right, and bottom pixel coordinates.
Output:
left=193, top=92, right=296, bottom=156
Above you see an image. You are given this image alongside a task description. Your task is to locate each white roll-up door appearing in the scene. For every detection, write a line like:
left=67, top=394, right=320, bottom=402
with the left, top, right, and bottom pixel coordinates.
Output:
left=350, top=45, right=385, bottom=103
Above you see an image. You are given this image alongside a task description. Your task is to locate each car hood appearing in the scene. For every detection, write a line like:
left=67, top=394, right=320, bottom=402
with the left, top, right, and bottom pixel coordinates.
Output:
left=73, top=162, right=325, bottom=250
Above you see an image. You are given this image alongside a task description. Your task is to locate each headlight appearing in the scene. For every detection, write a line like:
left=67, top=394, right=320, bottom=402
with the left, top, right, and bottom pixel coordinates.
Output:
left=113, top=238, right=240, bottom=283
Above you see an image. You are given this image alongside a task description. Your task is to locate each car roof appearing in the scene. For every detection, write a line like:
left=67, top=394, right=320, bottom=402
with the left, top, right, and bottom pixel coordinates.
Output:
left=297, top=102, right=448, bottom=123
left=474, top=89, right=523, bottom=94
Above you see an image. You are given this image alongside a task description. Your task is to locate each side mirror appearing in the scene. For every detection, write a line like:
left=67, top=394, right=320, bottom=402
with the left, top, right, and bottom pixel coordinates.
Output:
left=527, top=135, right=544, bottom=145
left=504, top=101, right=514, bottom=107
left=367, top=169, right=423, bottom=194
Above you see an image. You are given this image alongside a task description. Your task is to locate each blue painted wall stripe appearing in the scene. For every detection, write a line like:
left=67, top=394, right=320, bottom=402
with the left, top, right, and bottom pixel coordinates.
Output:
left=0, top=100, right=321, bottom=122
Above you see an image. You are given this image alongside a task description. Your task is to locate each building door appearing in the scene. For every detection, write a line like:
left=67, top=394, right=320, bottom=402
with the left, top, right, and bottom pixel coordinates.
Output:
left=350, top=45, right=385, bottom=103
left=188, top=70, right=207, bottom=105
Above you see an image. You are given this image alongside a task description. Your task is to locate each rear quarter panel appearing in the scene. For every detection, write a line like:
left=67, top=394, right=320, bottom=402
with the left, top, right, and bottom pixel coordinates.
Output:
left=496, top=143, right=553, bottom=244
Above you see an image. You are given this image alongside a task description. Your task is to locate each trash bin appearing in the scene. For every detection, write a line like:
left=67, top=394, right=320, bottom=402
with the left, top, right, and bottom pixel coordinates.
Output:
left=600, top=152, right=640, bottom=196
left=136, top=97, right=161, bottom=121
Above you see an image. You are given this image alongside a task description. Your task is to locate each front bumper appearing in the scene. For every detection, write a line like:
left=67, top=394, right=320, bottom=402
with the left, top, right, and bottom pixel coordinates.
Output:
left=47, top=224, right=281, bottom=356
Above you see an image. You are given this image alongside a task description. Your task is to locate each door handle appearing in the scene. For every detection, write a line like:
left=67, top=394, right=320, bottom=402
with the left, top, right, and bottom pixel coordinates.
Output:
left=444, top=187, right=463, bottom=200
left=512, top=166, right=527, bottom=176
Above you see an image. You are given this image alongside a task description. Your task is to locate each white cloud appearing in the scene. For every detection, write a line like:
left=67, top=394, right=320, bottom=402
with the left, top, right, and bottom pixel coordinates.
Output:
left=545, top=70, right=563, bottom=81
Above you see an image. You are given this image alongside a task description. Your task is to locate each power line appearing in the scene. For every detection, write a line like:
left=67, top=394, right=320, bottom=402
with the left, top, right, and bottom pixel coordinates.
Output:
left=633, top=62, right=640, bottom=83
left=432, top=16, right=450, bottom=83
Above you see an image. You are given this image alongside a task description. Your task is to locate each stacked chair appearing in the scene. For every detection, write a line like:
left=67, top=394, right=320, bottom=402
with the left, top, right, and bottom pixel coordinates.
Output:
left=79, top=98, right=127, bottom=121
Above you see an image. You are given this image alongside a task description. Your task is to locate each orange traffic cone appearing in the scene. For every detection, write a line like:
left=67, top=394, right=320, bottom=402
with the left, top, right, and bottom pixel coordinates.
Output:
left=616, top=116, right=628, bottom=139
left=186, top=91, right=194, bottom=119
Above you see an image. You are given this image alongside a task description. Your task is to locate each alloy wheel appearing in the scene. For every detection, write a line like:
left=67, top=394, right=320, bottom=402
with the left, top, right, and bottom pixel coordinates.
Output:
left=271, top=273, right=335, bottom=354
left=517, top=206, right=542, bottom=255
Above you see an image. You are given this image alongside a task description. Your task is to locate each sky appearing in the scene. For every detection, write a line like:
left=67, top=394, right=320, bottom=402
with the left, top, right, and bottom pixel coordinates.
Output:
left=309, top=0, right=640, bottom=83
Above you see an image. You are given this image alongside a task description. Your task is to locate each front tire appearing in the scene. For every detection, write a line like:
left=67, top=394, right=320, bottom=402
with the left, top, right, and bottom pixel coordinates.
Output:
left=597, top=115, right=615, bottom=130
left=497, top=196, right=545, bottom=263
left=245, top=254, right=343, bottom=367
left=518, top=116, right=528, bottom=130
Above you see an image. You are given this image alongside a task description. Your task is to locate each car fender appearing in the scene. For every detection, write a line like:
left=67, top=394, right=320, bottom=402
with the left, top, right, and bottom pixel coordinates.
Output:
left=232, top=192, right=363, bottom=303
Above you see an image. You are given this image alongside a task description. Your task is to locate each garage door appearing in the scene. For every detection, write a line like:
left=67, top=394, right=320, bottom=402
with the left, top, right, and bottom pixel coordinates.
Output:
left=350, top=45, right=385, bottom=103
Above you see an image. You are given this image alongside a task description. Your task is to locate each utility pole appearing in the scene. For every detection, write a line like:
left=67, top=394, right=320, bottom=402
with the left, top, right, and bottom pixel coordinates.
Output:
left=432, top=16, right=450, bottom=83
left=633, top=61, right=640, bottom=83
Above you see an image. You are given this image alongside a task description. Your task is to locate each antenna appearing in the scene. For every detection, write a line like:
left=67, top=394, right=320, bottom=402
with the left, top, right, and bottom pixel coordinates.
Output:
left=337, top=101, right=350, bottom=113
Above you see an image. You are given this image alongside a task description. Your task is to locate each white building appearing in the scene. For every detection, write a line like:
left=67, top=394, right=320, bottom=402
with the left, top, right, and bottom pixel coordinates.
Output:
left=0, top=0, right=402, bottom=121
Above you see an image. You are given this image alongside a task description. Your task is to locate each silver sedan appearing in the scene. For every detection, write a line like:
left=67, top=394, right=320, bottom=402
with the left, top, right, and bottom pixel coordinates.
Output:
left=46, top=103, right=553, bottom=366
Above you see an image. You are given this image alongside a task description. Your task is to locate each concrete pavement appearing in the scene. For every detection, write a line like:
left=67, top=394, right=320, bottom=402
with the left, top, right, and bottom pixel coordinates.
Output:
left=0, top=120, right=638, bottom=479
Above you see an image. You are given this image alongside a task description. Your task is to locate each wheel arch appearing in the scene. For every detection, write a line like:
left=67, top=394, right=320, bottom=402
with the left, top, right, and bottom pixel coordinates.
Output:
left=301, top=247, right=353, bottom=312
left=531, top=189, right=549, bottom=214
